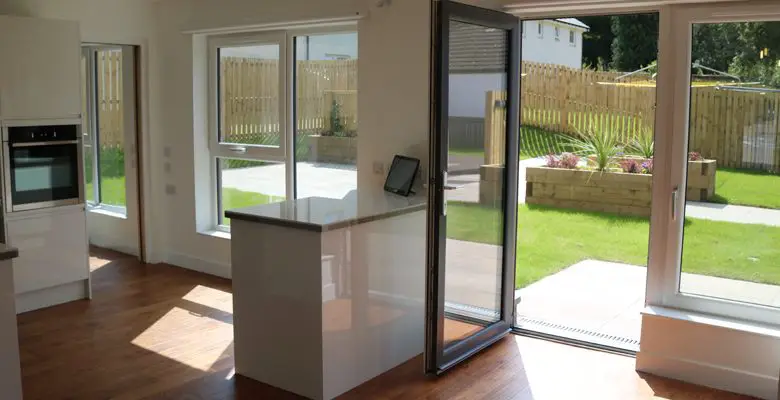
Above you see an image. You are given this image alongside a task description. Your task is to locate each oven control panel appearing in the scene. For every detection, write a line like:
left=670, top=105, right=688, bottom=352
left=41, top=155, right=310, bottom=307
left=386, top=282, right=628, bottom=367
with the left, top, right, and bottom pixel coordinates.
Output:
left=8, top=124, right=79, bottom=143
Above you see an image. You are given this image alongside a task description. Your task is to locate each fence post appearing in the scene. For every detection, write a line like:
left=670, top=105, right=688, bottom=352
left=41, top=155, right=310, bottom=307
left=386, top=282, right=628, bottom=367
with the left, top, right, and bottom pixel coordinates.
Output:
left=484, top=90, right=507, bottom=166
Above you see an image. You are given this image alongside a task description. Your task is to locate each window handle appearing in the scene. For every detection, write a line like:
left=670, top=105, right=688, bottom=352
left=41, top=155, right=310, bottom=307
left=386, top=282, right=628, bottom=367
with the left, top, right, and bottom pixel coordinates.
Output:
left=229, top=146, right=247, bottom=154
left=671, top=186, right=679, bottom=221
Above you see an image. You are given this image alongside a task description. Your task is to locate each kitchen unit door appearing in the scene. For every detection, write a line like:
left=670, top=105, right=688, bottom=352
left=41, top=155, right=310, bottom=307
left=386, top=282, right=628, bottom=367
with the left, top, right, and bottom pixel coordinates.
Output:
left=0, top=16, right=81, bottom=120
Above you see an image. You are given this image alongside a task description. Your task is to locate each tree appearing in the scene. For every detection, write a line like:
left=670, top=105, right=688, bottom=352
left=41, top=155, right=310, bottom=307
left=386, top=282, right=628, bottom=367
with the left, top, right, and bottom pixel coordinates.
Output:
left=578, top=16, right=613, bottom=70
left=610, top=14, right=659, bottom=71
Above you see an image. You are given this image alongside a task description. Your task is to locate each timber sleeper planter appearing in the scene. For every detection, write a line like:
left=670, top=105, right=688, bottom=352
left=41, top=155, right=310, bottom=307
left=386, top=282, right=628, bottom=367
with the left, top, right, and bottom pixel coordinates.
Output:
left=309, top=135, right=357, bottom=164
left=524, top=159, right=717, bottom=217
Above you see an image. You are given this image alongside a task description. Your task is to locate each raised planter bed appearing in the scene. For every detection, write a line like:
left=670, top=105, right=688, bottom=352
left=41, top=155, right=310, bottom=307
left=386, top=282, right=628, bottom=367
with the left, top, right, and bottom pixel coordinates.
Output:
left=524, top=159, right=717, bottom=217
left=309, top=135, right=357, bottom=164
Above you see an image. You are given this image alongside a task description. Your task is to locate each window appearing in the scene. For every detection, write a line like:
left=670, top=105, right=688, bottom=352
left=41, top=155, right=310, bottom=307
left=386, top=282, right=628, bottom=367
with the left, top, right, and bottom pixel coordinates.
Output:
left=537, top=22, right=543, bottom=37
left=210, top=32, right=288, bottom=229
left=82, top=47, right=129, bottom=214
left=207, top=28, right=357, bottom=230
left=554, top=26, right=560, bottom=40
left=569, top=30, right=575, bottom=45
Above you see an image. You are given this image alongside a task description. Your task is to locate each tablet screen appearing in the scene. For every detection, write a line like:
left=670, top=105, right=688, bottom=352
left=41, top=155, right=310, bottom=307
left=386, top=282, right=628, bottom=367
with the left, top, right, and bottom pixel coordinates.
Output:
left=384, top=156, right=420, bottom=196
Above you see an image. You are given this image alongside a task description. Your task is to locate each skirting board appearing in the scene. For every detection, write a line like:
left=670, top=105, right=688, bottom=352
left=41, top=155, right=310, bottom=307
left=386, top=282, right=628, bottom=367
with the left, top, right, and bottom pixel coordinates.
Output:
left=636, top=351, right=777, bottom=399
left=16, top=280, right=89, bottom=314
left=166, top=251, right=231, bottom=279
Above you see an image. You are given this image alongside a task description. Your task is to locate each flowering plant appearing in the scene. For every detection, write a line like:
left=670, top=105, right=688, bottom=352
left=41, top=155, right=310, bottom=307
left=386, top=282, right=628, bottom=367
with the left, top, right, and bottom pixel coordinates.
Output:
left=619, top=158, right=642, bottom=174
left=545, top=152, right=579, bottom=169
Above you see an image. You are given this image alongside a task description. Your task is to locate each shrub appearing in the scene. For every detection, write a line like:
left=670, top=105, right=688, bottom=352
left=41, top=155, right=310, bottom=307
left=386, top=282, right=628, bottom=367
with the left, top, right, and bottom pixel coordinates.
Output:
left=566, top=127, right=622, bottom=172
left=619, top=158, right=642, bottom=174
left=628, top=128, right=654, bottom=159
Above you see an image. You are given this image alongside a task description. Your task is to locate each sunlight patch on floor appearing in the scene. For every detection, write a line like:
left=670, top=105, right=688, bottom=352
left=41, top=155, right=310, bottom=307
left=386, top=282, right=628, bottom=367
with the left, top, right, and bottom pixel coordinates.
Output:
left=182, top=285, right=233, bottom=314
left=131, top=303, right=233, bottom=371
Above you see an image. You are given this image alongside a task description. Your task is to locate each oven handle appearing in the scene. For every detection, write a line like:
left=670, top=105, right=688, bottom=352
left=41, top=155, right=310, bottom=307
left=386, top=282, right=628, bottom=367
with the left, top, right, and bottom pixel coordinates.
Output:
left=11, top=140, right=79, bottom=148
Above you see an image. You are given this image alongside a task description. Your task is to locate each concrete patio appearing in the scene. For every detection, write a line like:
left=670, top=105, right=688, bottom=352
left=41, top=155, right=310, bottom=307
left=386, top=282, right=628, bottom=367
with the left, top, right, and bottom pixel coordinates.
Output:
left=444, top=238, right=780, bottom=349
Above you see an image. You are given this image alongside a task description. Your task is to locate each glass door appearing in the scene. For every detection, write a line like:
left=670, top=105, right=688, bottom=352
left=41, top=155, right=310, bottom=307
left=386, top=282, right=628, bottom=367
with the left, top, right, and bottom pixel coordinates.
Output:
left=426, top=0, right=520, bottom=374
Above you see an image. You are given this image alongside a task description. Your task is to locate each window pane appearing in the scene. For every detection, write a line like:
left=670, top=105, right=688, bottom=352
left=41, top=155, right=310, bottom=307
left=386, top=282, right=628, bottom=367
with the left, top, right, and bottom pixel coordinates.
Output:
left=96, top=49, right=126, bottom=210
left=219, top=44, right=281, bottom=147
left=680, top=21, right=780, bottom=307
left=294, top=32, right=358, bottom=200
left=218, top=158, right=286, bottom=226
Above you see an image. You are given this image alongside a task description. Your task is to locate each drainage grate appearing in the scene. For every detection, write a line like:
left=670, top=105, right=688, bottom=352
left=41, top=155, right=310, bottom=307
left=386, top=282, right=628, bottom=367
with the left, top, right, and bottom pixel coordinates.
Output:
left=516, top=316, right=640, bottom=350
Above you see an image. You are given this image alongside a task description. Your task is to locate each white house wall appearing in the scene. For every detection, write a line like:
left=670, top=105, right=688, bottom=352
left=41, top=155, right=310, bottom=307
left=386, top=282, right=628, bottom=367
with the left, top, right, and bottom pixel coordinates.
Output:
left=522, top=21, right=584, bottom=69
left=449, top=73, right=505, bottom=118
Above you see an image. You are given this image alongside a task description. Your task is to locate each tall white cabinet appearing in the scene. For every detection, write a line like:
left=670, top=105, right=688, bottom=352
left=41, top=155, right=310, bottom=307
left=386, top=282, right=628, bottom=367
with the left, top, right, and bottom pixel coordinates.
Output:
left=0, top=16, right=81, bottom=120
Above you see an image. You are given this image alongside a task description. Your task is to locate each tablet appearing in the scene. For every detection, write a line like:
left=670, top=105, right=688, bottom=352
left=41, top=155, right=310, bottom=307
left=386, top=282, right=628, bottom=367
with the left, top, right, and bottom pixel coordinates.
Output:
left=384, top=155, right=420, bottom=197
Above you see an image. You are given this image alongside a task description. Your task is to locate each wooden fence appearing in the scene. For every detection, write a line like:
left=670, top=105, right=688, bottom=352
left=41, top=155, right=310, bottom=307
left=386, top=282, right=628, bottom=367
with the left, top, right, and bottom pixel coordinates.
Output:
left=485, top=62, right=780, bottom=170
left=220, top=58, right=358, bottom=145
left=87, top=56, right=358, bottom=147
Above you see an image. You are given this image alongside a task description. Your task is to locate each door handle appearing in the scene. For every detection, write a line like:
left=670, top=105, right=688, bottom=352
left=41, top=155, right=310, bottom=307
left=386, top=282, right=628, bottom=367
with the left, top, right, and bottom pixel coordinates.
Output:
left=229, top=146, right=247, bottom=154
left=671, top=186, right=679, bottom=221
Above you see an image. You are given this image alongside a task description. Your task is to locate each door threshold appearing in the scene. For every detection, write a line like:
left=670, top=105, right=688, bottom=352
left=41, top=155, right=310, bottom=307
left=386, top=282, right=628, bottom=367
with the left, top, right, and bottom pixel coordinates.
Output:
left=511, top=323, right=638, bottom=357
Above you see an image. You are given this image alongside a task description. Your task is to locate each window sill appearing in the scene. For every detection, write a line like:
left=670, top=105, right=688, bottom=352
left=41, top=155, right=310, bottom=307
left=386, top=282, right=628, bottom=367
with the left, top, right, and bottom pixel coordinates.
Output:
left=87, top=206, right=128, bottom=220
left=198, top=229, right=231, bottom=241
left=643, top=305, right=780, bottom=339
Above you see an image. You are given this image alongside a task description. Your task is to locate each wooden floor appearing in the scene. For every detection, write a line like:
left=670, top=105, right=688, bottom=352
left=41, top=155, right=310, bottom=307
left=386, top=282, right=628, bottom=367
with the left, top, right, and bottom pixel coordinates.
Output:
left=16, top=248, right=756, bottom=400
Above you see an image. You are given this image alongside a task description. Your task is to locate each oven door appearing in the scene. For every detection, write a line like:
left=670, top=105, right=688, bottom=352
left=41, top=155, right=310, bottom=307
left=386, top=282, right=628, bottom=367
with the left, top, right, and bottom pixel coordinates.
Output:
left=4, top=140, right=82, bottom=212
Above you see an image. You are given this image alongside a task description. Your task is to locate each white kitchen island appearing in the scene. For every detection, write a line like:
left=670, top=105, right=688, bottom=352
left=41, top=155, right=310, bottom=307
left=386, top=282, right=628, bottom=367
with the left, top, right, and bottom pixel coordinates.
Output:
left=226, top=194, right=427, bottom=400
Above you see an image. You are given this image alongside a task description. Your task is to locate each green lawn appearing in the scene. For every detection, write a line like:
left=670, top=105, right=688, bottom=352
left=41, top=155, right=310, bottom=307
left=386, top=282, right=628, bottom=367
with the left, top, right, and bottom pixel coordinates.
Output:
left=709, top=168, right=780, bottom=210
left=447, top=202, right=780, bottom=289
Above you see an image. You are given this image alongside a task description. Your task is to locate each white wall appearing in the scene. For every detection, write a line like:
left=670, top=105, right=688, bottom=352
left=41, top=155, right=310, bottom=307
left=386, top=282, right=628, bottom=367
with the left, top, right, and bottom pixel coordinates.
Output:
left=449, top=73, right=504, bottom=118
left=522, top=20, right=584, bottom=69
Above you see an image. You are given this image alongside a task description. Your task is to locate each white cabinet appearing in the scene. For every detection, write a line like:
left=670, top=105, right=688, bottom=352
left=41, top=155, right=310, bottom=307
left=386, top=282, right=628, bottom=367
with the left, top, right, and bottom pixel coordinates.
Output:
left=0, top=16, right=81, bottom=120
left=6, top=206, right=89, bottom=295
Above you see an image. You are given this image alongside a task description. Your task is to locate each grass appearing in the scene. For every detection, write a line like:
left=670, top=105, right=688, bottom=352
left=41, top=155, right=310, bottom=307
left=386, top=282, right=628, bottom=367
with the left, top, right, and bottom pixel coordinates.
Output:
left=447, top=202, right=780, bottom=289
left=709, top=168, right=780, bottom=210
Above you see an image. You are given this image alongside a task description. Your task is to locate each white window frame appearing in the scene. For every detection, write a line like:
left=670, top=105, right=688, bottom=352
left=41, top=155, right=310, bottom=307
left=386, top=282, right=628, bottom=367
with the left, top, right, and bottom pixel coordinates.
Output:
left=569, top=30, right=575, bottom=45
left=206, top=25, right=356, bottom=231
left=648, top=2, right=780, bottom=326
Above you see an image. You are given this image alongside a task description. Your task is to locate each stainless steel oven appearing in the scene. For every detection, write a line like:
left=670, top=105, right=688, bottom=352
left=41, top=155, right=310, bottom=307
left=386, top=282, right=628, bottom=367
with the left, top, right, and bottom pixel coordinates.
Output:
left=3, top=121, right=83, bottom=213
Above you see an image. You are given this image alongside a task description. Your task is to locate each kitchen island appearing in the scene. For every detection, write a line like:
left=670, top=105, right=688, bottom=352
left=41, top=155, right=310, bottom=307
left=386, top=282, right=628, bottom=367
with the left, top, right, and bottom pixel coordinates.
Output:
left=0, top=244, right=22, bottom=399
left=226, top=194, right=427, bottom=400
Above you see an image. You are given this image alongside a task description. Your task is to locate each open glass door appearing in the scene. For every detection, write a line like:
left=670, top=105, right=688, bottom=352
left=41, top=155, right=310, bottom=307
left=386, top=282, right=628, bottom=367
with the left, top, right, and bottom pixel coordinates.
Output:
left=426, top=0, right=520, bottom=374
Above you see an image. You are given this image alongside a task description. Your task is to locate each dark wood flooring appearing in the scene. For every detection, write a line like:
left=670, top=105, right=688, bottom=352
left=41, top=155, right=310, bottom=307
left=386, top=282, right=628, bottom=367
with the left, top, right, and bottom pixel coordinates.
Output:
left=16, top=248, right=756, bottom=399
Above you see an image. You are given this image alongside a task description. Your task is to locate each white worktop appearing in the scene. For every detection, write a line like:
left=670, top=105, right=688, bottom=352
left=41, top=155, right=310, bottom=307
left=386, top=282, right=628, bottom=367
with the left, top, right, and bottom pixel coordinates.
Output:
left=225, top=192, right=427, bottom=232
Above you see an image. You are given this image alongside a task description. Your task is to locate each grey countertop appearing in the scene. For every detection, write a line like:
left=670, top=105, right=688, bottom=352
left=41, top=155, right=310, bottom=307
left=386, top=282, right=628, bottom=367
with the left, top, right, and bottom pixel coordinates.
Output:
left=0, top=243, right=18, bottom=261
left=225, top=193, right=427, bottom=232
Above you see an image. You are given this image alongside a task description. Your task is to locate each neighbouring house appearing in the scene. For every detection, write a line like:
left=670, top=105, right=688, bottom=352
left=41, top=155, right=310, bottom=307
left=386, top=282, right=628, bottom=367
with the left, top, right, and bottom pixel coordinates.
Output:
left=448, top=18, right=589, bottom=150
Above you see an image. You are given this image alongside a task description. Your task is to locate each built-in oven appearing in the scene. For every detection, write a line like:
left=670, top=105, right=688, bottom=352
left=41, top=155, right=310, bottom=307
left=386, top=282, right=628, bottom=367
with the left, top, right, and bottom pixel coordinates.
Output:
left=2, top=121, right=83, bottom=213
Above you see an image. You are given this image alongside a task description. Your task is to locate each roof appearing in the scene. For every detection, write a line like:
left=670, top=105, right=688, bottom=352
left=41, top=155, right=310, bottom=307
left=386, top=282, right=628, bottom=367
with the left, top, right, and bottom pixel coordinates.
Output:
left=555, top=18, right=589, bottom=30
left=449, top=19, right=587, bottom=73
left=449, top=21, right=508, bottom=73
